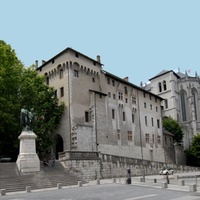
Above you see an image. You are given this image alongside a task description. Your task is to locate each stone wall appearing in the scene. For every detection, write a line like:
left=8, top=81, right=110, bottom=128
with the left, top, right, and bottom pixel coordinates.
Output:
left=59, top=151, right=199, bottom=181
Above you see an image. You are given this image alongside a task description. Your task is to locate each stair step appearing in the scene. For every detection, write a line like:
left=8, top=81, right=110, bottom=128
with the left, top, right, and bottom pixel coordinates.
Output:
left=0, top=161, right=87, bottom=193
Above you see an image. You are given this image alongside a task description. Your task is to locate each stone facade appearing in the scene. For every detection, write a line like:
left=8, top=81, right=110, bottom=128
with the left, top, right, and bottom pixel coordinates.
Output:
left=143, top=70, right=200, bottom=150
left=37, top=47, right=171, bottom=163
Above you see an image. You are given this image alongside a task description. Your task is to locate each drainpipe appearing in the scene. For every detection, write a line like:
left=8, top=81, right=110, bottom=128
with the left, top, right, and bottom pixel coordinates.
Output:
left=68, top=62, right=71, bottom=150
left=137, top=90, right=145, bottom=182
left=94, top=92, right=98, bottom=152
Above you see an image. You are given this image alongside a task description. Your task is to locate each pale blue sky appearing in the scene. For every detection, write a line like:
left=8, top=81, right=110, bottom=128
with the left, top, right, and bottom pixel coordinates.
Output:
left=1, top=0, right=200, bottom=85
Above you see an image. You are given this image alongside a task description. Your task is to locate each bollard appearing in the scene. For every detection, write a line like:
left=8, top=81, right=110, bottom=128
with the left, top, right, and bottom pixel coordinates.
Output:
left=96, top=179, right=100, bottom=185
left=112, top=178, right=116, bottom=183
left=57, top=183, right=62, bottom=189
left=154, top=179, right=157, bottom=183
left=189, top=184, right=197, bottom=192
left=78, top=181, right=82, bottom=187
left=26, top=186, right=31, bottom=193
left=161, top=182, right=168, bottom=189
left=1, top=189, right=6, bottom=196
left=178, top=180, right=185, bottom=186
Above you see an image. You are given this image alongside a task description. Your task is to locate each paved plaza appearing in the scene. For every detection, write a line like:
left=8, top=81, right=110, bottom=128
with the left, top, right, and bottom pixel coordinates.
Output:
left=1, top=171, right=200, bottom=200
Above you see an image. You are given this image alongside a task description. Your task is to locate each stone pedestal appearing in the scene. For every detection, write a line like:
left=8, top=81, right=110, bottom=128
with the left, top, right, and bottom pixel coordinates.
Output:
left=16, top=131, right=40, bottom=173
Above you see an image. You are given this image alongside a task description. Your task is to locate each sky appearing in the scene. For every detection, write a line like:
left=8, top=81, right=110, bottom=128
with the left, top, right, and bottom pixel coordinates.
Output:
left=1, top=0, right=200, bottom=86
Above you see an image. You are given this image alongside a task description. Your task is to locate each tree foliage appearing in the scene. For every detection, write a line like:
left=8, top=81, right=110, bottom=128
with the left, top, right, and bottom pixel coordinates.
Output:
left=185, top=134, right=200, bottom=166
left=0, top=40, right=64, bottom=159
left=163, top=116, right=183, bottom=143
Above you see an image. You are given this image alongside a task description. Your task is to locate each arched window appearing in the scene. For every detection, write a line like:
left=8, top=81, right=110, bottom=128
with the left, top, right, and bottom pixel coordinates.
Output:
left=192, top=88, right=198, bottom=120
left=158, top=82, right=162, bottom=92
left=163, top=80, right=167, bottom=91
left=180, top=90, right=187, bottom=122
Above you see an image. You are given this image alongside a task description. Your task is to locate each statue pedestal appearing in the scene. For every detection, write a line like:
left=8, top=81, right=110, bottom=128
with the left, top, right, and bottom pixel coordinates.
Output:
left=16, top=131, right=40, bottom=174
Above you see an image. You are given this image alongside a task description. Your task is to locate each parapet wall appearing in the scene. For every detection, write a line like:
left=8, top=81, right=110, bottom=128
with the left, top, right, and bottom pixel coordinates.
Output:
left=59, top=151, right=200, bottom=181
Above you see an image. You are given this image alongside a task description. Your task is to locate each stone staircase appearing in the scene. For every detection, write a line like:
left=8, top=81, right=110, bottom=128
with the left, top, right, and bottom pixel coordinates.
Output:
left=0, top=161, right=87, bottom=193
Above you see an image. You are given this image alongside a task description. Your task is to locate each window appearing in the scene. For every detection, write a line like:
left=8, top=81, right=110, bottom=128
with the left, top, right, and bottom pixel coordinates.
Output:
left=132, top=114, right=135, bottom=123
left=132, top=96, right=136, bottom=104
left=112, top=80, right=115, bottom=86
left=156, top=107, right=158, bottom=112
left=145, top=116, right=147, bottom=126
left=108, top=92, right=111, bottom=98
left=92, top=77, right=95, bottom=82
left=112, top=109, right=115, bottom=119
left=107, top=78, right=110, bottom=84
left=60, top=87, right=64, bottom=97
left=152, top=134, right=155, bottom=143
left=192, top=88, right=198, bottom=120
left=74, top=70, right=79, bottom=77
left=75, top=53, right=79, bottom=58
left=51, top=59, right=54, bottom=63
left=150, top=104, right=152, bottom=110
left=164, top=99, right=168, bottom=109
left=125, top=98, right=128, bottom=103
left=163, top=80, right=167, bottom=91
left=145, top=133, right=150, bottom=143
left=123, top=112, right=125, bottom=121
left=180, top=90, right=187, bottom=121
left=151, top=117, right=154, bottom=126
left=60, top=69, right=63, bottom=79
left=117, top=130, right=120, bottom=140
left=150, top=95, right=152, bottom=100
left=124, top=86, right=128, bottom=94
left=157, top=119, right=160, bottom=128
left=157, top=135, right=161, bottom=144
left=113, top=94, right=116, bottom=99
left=144, top=102, right=146, bottom=108
left=155, top=98, right=157, bottom=103
left=143, top=92, right=146, bottom=98
left=128, top=131, right=132, bottom=141
left=93, top=61, right=96, bottom=66
left=54, top=90, right=57, bottom=98
left=158, top=82, right=162, bottom=92
left=118, top=92, right=123, bottom=100
left=85, top=111, right=89, bottom=122
left=46, top=76, right=49, bottom=85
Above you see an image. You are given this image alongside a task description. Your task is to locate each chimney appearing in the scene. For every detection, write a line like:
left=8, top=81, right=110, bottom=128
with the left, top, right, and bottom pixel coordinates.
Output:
left=42, top=60, right=46, bottom=65
left=35, top=60, right=38, bottom=68
left=96, top=55, right=101, bottom=63
left=124, top=77, right=129, bottom=81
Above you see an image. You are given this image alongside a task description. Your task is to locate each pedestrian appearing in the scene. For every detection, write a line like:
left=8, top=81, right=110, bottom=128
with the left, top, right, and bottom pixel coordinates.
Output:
left=51, top=157, right=55, bottom=167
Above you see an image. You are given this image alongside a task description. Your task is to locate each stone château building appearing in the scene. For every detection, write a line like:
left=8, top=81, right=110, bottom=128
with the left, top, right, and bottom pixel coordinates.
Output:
left=36, top=47, right=172, bottom=164
left=142, top=69, right=200, bottom=150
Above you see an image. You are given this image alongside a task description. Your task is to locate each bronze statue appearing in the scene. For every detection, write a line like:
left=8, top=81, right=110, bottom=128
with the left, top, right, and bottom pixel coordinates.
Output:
left=20, top=107, right=34, bottom=131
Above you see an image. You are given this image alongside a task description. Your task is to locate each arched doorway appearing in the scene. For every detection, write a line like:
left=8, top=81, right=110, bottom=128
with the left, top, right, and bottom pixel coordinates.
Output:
left=55, top=134, right=64, bottom=159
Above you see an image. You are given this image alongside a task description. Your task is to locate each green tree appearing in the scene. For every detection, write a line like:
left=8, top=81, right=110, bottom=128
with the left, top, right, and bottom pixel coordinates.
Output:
left=185, top=134, right=200, bottom=166
left=0, top=41, right=64, bottom=159
left=163, top=116, right=183, bottom=143
left=0, top=40, right=24, bottom=158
